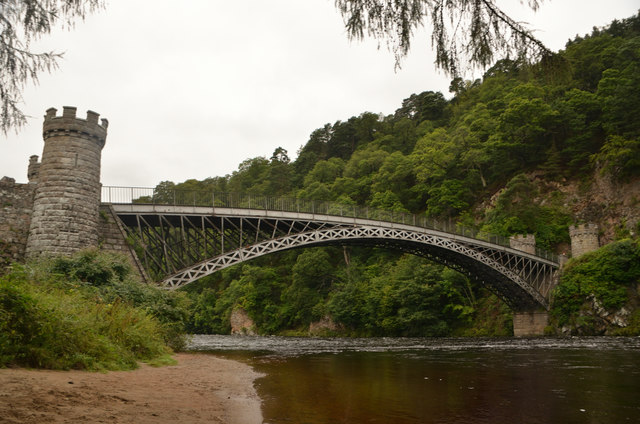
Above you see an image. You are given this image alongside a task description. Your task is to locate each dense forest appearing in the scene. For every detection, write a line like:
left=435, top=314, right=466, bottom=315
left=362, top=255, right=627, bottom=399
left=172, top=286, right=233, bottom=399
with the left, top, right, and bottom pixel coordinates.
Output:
left=152, top=14, right=640, bottom=337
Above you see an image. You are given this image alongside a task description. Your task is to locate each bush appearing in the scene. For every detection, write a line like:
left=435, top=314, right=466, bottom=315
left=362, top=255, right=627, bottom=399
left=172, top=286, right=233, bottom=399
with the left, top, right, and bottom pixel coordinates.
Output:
left=550, top=239, right=640, bottom=332
left=49, top=249, right=190, bottom=350
left=0, top=267, right=168, bottom=370
left=0, top=250, right=190, bottom=370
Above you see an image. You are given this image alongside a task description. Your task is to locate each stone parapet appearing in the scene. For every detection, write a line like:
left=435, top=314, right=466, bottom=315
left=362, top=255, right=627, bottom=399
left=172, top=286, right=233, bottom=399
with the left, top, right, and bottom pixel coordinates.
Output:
left=509, top=234, right=536, bottom=255
left=43, top=106, right=108, bottom=147
left=98, top=205, right=148, bottom=283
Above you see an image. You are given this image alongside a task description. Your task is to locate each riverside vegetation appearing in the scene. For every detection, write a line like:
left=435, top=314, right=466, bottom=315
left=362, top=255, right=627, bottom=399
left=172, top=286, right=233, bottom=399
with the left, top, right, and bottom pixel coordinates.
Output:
left=178, top=13, right=640, bottom=338
left=1, top=14, right=640, bottom=369
left=0, top=249, right=190, bottom=370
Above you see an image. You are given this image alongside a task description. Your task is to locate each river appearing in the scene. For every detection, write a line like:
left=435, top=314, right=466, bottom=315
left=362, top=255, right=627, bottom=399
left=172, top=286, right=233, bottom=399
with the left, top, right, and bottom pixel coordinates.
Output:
left=188, top=336, right=640, bottom=424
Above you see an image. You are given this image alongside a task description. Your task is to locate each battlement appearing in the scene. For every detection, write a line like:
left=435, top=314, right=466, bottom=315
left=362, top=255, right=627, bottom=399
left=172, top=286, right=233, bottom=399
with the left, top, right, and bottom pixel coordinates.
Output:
left=569, top=223, right=599, bottom=237
left=509, top=234, right=536, bottom=255
left=569, top=223, right=599, bottom=258
left=43, top=106, right=108, bottom=147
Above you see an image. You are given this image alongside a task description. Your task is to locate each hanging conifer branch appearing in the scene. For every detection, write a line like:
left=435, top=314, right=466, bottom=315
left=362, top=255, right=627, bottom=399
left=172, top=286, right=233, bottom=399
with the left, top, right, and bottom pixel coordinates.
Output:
left=0, top=0, right=104, bottom=134
left=334, top=0, right=555, bottom=75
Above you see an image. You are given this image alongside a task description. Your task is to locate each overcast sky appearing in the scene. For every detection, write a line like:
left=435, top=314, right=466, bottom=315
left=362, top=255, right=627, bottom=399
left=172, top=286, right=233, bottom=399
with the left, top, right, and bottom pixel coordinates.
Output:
left=2, top=0, right=638, bottom=187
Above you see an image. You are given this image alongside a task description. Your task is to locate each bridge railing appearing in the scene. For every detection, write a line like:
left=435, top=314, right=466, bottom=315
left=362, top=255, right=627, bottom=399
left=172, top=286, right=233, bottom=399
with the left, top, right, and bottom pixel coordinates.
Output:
left=101, top=186, right=558, bottom=262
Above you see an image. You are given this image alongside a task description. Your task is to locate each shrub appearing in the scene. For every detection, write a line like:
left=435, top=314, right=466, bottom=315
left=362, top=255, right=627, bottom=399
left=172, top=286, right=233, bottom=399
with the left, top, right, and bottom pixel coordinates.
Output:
left=0, top=267, right=168, bottom=370
left=0, top=250, right=189, bottom=370
left=550, top=239, right=640, bottom=332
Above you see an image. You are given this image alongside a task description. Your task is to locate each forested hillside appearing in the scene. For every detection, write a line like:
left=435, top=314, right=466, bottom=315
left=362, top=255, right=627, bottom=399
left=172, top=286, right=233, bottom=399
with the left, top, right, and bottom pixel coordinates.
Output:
left=160, top=14, right=640, bottom=336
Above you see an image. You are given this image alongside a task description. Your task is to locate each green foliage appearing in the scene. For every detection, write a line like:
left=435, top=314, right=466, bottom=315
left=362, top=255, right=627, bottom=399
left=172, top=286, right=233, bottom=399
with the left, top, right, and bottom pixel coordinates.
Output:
left=610, top=309, right=640, bottom=336
left=551, top=239, right=640, bottom=332
left=324, top=255, right=475, bottom=336
left=49, top=249, right=190, bottom=350
left=0, top=259, right=172, bottom=370
left=592, top=135, right=640, bottom=180
left=481, top=174, right=572, bottom=249
left=50, top=249, right=129, bottom=286
left=157, top=14, right=640, bottom=338
left=455, top=292, right=513, bottom=337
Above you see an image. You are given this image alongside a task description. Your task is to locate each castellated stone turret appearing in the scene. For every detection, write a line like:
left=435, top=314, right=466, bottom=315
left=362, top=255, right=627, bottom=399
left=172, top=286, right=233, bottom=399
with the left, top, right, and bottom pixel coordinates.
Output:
left=27, top=155, right=41, bottom=183
left=25, top=106, right=108, bottom=258
left=509, top=234, right=536, bottom=255
left=569, top=224, right=599, bottom=258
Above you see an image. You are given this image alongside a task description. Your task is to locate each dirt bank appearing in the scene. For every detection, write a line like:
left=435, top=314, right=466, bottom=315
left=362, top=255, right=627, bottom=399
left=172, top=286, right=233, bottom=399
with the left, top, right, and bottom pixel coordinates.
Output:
left=0, top=353, right=263, bottom=424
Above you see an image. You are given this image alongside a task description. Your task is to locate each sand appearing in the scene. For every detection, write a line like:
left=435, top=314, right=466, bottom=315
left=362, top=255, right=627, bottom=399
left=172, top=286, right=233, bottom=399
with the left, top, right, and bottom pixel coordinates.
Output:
left=0, top=353, right=263, bottom=424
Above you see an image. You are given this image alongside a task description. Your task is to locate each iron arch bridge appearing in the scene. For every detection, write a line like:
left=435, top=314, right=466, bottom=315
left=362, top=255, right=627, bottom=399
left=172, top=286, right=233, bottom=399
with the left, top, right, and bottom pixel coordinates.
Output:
left=102, top=188, right=560, bottom=311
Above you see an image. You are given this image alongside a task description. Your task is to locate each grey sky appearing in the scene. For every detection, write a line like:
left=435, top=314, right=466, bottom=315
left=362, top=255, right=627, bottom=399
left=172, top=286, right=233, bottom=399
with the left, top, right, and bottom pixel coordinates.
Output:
left=2, top=0, right=638, bottom=187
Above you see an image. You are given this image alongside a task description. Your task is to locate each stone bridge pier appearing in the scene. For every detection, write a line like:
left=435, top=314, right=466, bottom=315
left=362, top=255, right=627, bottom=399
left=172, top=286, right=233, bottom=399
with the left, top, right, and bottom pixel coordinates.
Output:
left=509, top=235, right=551, bottom=336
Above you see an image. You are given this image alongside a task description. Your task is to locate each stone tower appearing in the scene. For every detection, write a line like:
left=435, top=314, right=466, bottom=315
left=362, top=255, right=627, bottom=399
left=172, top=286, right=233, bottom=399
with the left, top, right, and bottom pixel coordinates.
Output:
left=509, top=234, right=536, bottom=255
left=569, top=224, right=599, bottom=258
left=27, top=155, right=40, bottom=183
left=25, top=106, right=108, bottom=258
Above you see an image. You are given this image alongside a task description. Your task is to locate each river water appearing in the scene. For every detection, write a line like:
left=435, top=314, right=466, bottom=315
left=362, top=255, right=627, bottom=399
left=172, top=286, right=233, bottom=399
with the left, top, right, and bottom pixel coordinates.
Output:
left=188, top=335, right=640, bottom=423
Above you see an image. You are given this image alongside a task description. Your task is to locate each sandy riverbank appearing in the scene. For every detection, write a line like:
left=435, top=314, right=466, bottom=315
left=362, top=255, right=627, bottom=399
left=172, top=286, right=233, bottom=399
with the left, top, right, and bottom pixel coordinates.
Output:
left=0, top=353, right=263, bottom=424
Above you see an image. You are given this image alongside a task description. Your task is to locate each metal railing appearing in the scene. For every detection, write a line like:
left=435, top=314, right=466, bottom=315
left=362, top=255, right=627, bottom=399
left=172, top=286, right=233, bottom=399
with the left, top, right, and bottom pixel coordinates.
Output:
left=101, top=186, right=559, bottom=262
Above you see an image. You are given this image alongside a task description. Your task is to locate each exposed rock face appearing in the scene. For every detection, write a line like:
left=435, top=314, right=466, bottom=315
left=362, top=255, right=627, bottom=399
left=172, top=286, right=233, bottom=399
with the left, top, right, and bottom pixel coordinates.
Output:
left=561, top=294, right=634, bottom=336
left=230, top=308, right=257, bottom=335
left=478, top=170, right=640, bottom=247
left=546, top=171, right=640, bottom=244
left=309, top=315, right=343, bottom=336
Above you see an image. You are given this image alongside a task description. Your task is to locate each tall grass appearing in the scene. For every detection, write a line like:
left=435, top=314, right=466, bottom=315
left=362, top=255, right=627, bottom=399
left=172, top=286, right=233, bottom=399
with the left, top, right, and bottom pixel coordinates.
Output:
left=0, top=250, right=189, bottom=370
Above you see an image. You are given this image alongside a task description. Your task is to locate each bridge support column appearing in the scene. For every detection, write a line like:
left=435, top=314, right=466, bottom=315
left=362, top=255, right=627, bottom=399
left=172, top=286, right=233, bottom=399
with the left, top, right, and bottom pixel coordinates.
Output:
left=513, top=311, right=548, bottom=337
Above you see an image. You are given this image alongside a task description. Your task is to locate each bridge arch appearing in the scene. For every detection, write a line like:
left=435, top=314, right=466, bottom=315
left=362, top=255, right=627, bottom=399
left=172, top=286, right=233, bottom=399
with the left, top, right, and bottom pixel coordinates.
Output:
left=108, top=203, right=559, bottom=311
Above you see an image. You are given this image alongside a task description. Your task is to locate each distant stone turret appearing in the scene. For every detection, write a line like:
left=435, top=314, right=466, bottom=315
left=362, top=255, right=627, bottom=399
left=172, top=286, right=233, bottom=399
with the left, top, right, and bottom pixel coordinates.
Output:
left=25, top=106, right=108, bottom=258
left=569, top=224, right=599, bottom=258
left=509, top=234, right=536, bottom=255
left=27, top=155, right=40, bottom=183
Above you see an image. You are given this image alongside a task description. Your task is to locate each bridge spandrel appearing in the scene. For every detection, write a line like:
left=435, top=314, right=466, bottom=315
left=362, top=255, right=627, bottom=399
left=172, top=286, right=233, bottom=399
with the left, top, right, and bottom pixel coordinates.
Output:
left=109, top=203, right=558, bottom=311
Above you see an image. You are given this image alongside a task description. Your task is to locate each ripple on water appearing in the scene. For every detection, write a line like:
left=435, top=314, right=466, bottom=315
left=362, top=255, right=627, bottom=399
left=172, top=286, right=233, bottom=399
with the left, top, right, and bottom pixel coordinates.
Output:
left=187, top=334, right=640, bottom=356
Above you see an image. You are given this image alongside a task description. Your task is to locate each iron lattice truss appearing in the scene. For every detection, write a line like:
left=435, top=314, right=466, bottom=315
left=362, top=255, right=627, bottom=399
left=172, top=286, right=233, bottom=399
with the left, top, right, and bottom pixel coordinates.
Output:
left=111, top=205, right=560, bottom=311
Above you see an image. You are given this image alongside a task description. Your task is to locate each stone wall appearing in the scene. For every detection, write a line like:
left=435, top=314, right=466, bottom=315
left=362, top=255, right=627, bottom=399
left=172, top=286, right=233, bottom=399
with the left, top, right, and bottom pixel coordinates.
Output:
left=0, top=177, right=35, bottom=268
left=509, top=234, right=536, bottom=254
left=513, top=311, right=548, bottom=337
left=98, top=205, right=149, bottom=283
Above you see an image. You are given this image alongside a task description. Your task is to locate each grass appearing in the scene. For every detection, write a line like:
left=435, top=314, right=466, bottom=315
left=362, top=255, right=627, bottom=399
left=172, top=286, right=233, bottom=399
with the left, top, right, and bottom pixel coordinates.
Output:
left=0, top=250, right=188, bottom=371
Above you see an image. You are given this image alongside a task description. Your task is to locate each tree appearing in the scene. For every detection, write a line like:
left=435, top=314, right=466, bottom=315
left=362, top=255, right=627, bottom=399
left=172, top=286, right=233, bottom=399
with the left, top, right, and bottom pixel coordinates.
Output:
left=592, top=135, right=640, bottom=181
left=394, top=90, right=447, bottom=124
left=334, top=0, right=555, bottom=75
left=1, top=0, right=104, bottom=134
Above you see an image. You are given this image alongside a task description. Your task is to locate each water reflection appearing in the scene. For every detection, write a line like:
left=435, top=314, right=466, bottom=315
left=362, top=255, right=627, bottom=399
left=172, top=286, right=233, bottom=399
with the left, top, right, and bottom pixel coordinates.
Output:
left=188, top=336, right=640, bottom=424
